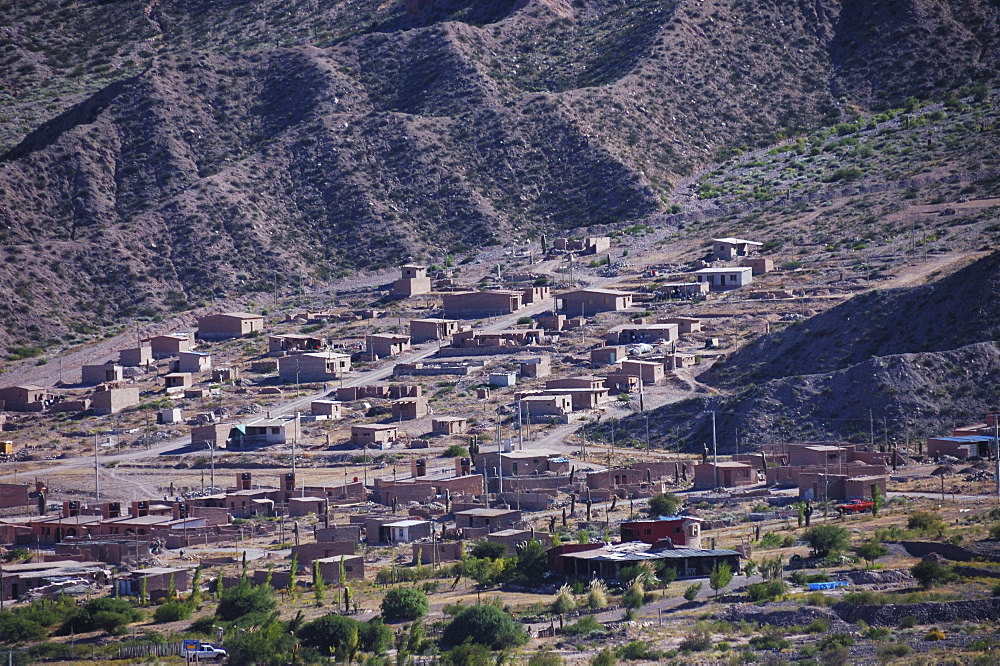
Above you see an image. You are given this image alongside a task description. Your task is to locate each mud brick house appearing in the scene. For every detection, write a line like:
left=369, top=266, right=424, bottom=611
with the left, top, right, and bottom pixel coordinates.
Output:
left=0, top=385, right=50, bottom=412
left=91, top=384, right=140, bottom=415
left=0, top=483, right=29, bottom=509
left=797, top=471, right=888, bottom=502
left=657, top=316, right=702, bottom=334
left=926, top=435, right=995, bottom=459
left=392, top=264, right=432, bottom=297
left=119, top=345, right=153, bottom=367
left=521, top=394, right=572, bottom=421
left=190, top=423, right=238, bottom=449
left=1, top=561, right=110, bottom=603
left=620, top=517, right=703, bottom=548
left=536, top=314, right=567, bottom=331
left=518, top=356, right=551, bottom=378
left=278, top=352, right=351, bottom=382
left=314, top=555, right=365, bottom=582
left=556, top=288, right=633, bottom=316
left=553, top=237, right=611, bottom=254
left=522, top=285, right=551, bottom=304
left=620, top=359, right=665, bottom=386
left=586, top=468, right=646, bottom=490
left=164, top=372, right=193, bottom=393
left=609, top=323, right=679, bottom=345
left=174, top=351, right=212, bottom=374
left=442, top=290, right=524, bottom=317
left=410, top=318, right=462, bottom=343
left=431, top=416, right=468, bottom=435
left=541, top=387, right=610, bottom=411
left=302, top=481, right=367, bottom=503
left=591, top=346, right=625, bottom=366
left=366, top=334, right=411, bottom=359
left=548, top=541, right=740, bottom=581
left=392, top=397, right=428, bottom=421
left=475, top=449, right=569, bottom=477
left=268, top=334, right=325, bottom=354
left=382, top=519, right=432, bottom=544
left=350, top=424, right=398, bottom=448
left=454, top=508, right=521, bottom=531
left=658, top=282, right=709, bottom=299
left=144, top=333, right=193, bottom=359
left=196, top=312, right=265, bottom=340
left=712, top=237, right=763, bottom=260
left=337, top=384, right=420, bottom=401
left=742, top=257, right=774, bottom=275
left=81, top=362, right=124, bottom=386
left=693, top=461, right=756, bottom=490
left=694, top=266, right=753, bottom=290
left=604, top=372, right=641, bottom=394
left=310, top=400, right=342, bottom=419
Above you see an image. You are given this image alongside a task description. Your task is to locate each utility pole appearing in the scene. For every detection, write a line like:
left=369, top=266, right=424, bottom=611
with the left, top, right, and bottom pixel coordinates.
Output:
left=995, top=416, right=999, bottom=505
left=869, top=409, right=874, bottom=447
left=712, top=411, right=718, bottom=491
left=496, top=407, right=503, bottom=495
left=94, top=435, right=100, bottom=503
left=517, top=399, right=523, bottom=452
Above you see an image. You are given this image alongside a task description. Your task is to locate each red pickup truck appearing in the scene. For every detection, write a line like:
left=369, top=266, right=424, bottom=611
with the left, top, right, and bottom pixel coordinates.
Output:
left=836, top=499, right=874, bottom=515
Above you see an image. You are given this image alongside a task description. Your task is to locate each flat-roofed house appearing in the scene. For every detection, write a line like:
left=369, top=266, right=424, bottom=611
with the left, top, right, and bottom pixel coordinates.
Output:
left=351, top=425, right=398, bottom=448
left=693, top=462, right=755, bottom=490
left=144, top=333, right=193, bottom=359
left=410, top=318, right=462, bottom=343
left=454, top=508, right=521, bottom=531
left=694, top=267, right=753, bottom=290
left=712, top=237, right=763, bottom=260
left=391, top=397, right=428, bottom=421
left=620, top=360, right=665, bottom=386
left=392, top=265, right=431, bottom=297
left=175, top=352, right=212, bottom=374
left=268, top=334, right=324, bottom=354
left=442, top=291, right=524, bottom=317
left=608, top=323, right=678, bottom=345
left=278, top=352, right=351, bottom=382
left=311, top=400, right=342, bottom=419
left=92, top=384, right=140, bottom=415
left=0, top=385, right=50, bottom=412
left=81, top=363, right=124, bottom=386
left=658, top=317, right=702, bottom=334
left=366, top=334, right=411, bottom=359
left=591, top=346, right=625, bottom=366
left=521, top=394, right=572, bottom=421
left=556, top=288, right=633, bottom=316
left=197, top=312, right=265, bottom=340
left=163, top=372, right=193, bottom=393
left=432, top=416, right=468, bottom=435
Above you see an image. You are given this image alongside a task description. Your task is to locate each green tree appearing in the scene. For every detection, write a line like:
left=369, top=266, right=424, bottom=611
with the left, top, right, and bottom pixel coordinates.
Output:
left=227, top=616, right=298, bottom=665
left=381, top=587, right=429, bottom=622
left=855, top=541, right=888, bottom=569
left=216, top=579, right=276, bottom=623
left=908, top=511, right=946, bottom=536
left=622, top=581, right=644, bottom=609
left=441, top=643, right=494, bottom=666
left=287, top=553, right=299, bottom=600
left=312, top=565, right=325, bottom=607
left=153, top=601, right=192, bottom=623
left=441, top=604, right=528, bottom=650
left=591, top=648, right=616, bottom=666
left=188, top=565, right=203, bottom=608
left=298, top=615, right=392, bottom=655
left=167, top=573, right=176, bottom=601
left=138, top=578, right=148, bottom=607
left=803, top=525, right=851, bottom=558
left=513, top=539, right=549, bottom=585
left=59, top=598, right=141, bottom=636
left=442, top=444, right=469, bottom=458
left=911, top=559, right=957, bottom=589
left=0, top=612, right=48, bottom=644
left=469, top=541, right=507, bottom=560
left=683, top=582, right=702, bottom=601
left=709, top=561, right=733, bottom=598
left=871, top=485, right=884, bottom=517
left=648, top=493, right=681, bottom=517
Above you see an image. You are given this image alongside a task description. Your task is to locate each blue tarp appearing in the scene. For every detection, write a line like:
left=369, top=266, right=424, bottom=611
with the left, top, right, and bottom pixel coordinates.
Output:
left=808, top=581, right=849, bottom=590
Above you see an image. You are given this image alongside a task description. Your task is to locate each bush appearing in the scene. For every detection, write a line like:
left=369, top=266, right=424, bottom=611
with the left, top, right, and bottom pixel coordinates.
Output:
left=469, top=541, right=507, bottom=561
left=591, top=648, right=616, bottom=666
left=441, top=604, right=527, bottom=650
left=381, top=587, right=428, bottom=622
left=622, top=582, right=644, bottom=609
left=806, top=618, right=829, bottom=633
left=0, top=612, right=48, bottom=643
left=856, top=541, right=889, bottom=568
left=907, top=511, right=945, bottom=535
left=528, top=649, right=563, bottom=666
left=60, top=598, right=142, bottom=635
left=803, top=525, right=850, bottom=557
left=817, top=633, right=855, bottom=650
left=876, top=643, right=912, bottom=661
left=442, top=444, right=469, bottom=458
left=561, top=616, right=604, bottom=636
left=648, top=493, right=681, bottom=517
left=911, top=559, right=957, bottom=589
left=746, top=581, right=784, bottom=602
left=900, top=615, right=918, bottom=628
left=216, top=580, right=276, bottom=622
left=551, top=584, right=576, bottom=614
left=298, top=615, right=392, bottom=655
left=442, top=643, right=494, bottom=666
left=617, top=641, right=663, bottom=660
left=153, top=601, right=192, bottom=623
left=749, top=634, right=791, bottom=650
left=865, top=626, right=890, bottom=641
left=678, top=623, right=712, bottom=652
left=683, top=582, right=702, bottom=601
left=924, top=628, right=946, bottom=641
left=988, top=523, right=1000, bottom=540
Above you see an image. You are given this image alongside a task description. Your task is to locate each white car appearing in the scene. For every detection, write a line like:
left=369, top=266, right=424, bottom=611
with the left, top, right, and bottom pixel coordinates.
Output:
left=192, top=644, right=227, bottom=661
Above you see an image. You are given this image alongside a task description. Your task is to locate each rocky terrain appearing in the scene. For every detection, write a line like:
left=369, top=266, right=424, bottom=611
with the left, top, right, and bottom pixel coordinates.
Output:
left=1, top=0, right=999, bottom=354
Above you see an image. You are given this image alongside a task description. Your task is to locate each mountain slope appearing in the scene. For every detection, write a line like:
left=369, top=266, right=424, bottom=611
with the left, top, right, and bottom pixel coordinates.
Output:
left=1, top=0, right=999, bottom=353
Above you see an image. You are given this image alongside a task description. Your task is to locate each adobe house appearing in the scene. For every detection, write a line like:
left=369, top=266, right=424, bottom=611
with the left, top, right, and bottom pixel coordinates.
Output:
left=442, top=290, right=524, bottom=318
left=240, top=417, right=294, bottom=446
left=413, top=540, right=465, bottom=564
left=366, top=334, right=411, bottom=359
left=586, top=467, right=645, bottom=490
left=604, top=372, right=641, bottom=394
left=432, top=417, right=468, bottom=435
left=311, top=400, right=342, bottom=420
left=556, top=288, right=633, bottom=316
left=141, top=333, right=194, bottom=359
left=314, top=555, right=365, bottom=582
left=521, top=285, right=551, bottom=304
left=620, top=517, right=703, bottom=549
left=454, top=508, right=521, bottom=531
left=452, top=329, right=544, bottom=348
left=410, top=318, right=462, bottom=343
left=521, top=394, right=572, bottom=421
left=548, top=541, right=740, bottom=581
left=268, top=334, right=324, bottom=354
left=608, top=323, right=679, bottom=345
left=158, top=407, right=183, bottom=424
left=694, top=267, right=753, bottom=290
left=742, top=257, right=774, bottom=275
left=392, top=397, right=428, bottom=421
left=174, top=351, right=212, bottom=374
left=486, top=528, right=552, bottom=555
left=392, top=264, right=432, bottom=297
left=475, top=449, right=568, bottom=477
left=553, top=237, right=611, bottom=255
left=787, top=443, right=855, bottom=468
left=658, top=316, right=702, bottom=335
left=196, top=312, right=265, bottom=340
left=591, top=346, right=625, bottom=366
left=351, top=424, right=398, bottom=448
left=163, top=372, right=193, bottom=393
left=536, top=314, right=567, bottom=331
left=693, top=461, right=755, bottom=490
left=620, top=360, right=665, bottom=386
left=119, top=345, right=153, bottom=367
left=81, top=363, right=124, bottom=386
left=92, top=384, right=140, bottom=415
left=518, top=356, right=551, bottom=378
left=489, top=372, right=517, bottom=387
left=926, top=435, right=995, bottom=459
left=712, top=237, right=763, bottom=260
left=278, top=352, right=351, bottom=382
left=657, top=282, right=709, bottom=299
left=190, top=423, right=241, bottom=449
left=0, top=385, right=50, bottom=412
left=212, top=367, right=239, bottom=383
left=383, top=519, right=432, bottom=544
left=0, top=483, right=28, bottom=510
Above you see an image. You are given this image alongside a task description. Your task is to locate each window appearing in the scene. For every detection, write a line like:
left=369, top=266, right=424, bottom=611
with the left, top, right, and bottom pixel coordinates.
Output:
left=729, top=274, right=736, bottom=283
left=643, top=528, right=652, bottom=535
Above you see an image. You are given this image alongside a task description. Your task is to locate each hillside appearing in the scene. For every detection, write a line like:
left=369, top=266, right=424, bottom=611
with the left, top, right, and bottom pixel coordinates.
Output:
left=1, top=0, right=999, bottom=354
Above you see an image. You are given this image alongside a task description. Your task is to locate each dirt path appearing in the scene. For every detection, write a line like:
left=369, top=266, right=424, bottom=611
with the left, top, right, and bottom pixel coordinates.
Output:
left=877, top=250, right=989, bottom=290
